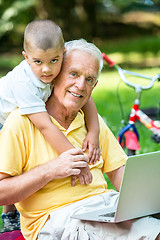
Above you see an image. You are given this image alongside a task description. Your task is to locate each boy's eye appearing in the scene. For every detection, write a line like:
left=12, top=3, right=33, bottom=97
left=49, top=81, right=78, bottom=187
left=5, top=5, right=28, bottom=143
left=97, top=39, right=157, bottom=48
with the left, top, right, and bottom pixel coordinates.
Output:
left=35, top=60, right=42, bottom=64
left=51, top=59, right=58, bottom=63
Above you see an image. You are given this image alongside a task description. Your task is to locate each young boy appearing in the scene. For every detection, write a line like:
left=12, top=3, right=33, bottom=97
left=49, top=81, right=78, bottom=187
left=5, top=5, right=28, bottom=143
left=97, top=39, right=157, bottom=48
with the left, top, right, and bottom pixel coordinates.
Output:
left=0, top=20, right=100, bottom=232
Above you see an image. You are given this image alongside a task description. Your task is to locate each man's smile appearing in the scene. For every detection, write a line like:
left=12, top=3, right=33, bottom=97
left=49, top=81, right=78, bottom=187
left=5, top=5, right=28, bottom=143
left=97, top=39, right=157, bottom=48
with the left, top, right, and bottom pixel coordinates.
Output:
left=69, top=91, right=83, bottom=98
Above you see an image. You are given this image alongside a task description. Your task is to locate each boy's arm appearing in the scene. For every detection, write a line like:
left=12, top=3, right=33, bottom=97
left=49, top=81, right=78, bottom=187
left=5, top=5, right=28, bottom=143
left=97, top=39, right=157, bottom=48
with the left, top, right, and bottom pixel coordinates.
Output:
left=81, top=97, right=100, bottom=164
left=27, top=112, right=74, bottom=153
left=27, top=112, right=92, bottom=186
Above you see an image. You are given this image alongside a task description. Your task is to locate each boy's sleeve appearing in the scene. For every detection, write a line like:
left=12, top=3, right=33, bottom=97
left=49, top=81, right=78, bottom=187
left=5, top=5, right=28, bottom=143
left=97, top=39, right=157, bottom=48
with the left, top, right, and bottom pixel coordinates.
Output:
left=12, top=81, right=47, bottom=115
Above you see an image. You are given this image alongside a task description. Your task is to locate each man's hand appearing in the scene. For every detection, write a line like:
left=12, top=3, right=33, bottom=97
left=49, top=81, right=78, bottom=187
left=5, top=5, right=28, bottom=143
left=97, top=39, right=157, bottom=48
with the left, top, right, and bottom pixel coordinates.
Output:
left=52, top=148, right=92, bottom=187
left=0, top=149, right=89, bottom=205
left=47, top=148, right=89, bottom=180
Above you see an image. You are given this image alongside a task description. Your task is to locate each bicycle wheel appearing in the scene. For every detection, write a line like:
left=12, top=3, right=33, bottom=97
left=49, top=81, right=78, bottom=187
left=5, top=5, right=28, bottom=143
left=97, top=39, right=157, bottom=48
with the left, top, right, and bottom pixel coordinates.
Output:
left=127, top=149, right=136, bottom=156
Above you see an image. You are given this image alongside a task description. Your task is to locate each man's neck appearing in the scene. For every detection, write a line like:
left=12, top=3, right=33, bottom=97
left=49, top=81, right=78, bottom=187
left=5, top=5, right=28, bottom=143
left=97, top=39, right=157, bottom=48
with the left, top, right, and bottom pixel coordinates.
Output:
left=46, top=95, right=77, bottom=129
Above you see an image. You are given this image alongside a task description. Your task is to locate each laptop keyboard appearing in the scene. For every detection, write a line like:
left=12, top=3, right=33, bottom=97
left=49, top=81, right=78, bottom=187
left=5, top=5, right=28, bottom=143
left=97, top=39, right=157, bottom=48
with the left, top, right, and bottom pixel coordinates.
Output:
left=99, top=212, right=115, bottom=218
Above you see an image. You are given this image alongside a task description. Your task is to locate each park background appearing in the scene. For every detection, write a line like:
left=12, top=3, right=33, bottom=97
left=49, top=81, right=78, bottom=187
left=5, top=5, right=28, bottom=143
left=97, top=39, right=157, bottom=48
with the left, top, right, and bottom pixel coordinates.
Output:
left=0, top=0, right=160, bottom=229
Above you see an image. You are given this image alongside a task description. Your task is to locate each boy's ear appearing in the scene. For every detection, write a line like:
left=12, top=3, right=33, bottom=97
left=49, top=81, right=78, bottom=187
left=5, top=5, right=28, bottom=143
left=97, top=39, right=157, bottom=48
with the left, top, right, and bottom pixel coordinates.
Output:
left=22, top=51, right=29, bottom=64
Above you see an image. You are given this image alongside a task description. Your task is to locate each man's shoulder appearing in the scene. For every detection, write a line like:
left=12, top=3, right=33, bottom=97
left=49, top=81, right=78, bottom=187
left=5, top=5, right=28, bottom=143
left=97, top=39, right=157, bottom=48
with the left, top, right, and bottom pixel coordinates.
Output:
left=98, top=114, right=116, bottom=142
left=4, top=109, right=30, bottom=129
left=98, top=114, right=108, bottom=129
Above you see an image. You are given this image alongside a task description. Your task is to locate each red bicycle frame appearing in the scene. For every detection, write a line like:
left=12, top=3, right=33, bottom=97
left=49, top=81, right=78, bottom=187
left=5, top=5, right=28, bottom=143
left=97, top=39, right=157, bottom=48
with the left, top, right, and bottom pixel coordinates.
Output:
left=118, top=98, right=160, bottom=151
left=129, top=100, right=160, bottom=133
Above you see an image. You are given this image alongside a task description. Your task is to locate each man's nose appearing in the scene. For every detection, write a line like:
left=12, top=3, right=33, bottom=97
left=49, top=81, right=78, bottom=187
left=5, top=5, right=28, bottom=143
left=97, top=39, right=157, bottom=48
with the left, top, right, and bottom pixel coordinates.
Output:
left=75, top=76, right=85, bottom=89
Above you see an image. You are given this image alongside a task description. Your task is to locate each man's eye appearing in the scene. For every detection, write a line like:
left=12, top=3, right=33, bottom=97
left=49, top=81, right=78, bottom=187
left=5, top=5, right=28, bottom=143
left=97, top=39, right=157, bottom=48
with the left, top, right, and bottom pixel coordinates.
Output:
left=51, top=59, right=58, bottom=63
left=86, top=78, right=93, bottom=83
left=71, top=72, right=77, bottom=77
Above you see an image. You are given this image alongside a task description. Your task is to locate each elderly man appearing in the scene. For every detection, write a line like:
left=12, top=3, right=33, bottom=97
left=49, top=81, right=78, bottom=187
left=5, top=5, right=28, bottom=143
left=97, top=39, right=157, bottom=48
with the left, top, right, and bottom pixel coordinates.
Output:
left=0, top=39, right=160, bottom=240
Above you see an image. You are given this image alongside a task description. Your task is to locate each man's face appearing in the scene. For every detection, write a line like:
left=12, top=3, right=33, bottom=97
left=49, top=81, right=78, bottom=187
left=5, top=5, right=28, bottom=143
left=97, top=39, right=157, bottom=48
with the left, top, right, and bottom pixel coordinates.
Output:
left=22, top=46, right=64, bottom=84
left=53, top=50, right=99, bottom=112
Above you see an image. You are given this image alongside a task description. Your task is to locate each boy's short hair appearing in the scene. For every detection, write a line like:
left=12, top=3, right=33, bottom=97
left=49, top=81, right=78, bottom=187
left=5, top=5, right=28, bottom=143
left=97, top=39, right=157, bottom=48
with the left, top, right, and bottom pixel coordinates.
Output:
left=24, top=19, right=64, bottom=52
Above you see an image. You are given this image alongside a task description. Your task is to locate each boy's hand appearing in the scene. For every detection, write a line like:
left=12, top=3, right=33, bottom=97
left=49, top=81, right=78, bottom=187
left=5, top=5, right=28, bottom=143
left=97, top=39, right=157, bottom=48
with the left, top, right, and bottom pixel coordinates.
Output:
left=71, top=165, right=92, bottom=186
left=82, top=132, right=101, bottom=164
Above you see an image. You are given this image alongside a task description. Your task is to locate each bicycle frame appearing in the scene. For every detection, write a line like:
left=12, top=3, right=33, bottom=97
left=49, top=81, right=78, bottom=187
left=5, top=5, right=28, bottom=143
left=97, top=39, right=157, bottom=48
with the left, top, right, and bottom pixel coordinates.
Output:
left=118, top=99, right=160, bottom=149
left=102, top=52, right=160, bottom=154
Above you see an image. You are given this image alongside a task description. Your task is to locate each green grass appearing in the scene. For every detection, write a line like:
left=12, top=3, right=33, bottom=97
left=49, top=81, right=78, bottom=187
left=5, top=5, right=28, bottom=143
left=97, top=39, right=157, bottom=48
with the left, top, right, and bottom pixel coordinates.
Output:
left=104, top=174, right=116, bottom=191
left=99, top=35, right=160, bottom=56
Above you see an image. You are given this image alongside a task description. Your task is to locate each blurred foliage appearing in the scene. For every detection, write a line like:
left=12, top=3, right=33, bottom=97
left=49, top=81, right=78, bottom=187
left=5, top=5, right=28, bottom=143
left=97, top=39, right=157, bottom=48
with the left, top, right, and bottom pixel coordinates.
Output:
left=0, top=0, right=160, bottom=53
left=0, top=0, right=36, bottom=37
left=0, top=0, right=37, bottom=52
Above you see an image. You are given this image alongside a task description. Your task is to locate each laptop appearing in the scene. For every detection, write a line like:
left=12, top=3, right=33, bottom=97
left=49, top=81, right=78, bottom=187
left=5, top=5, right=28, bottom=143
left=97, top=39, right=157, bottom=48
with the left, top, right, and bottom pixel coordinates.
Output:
left=71, top=151, right=160, bottom=223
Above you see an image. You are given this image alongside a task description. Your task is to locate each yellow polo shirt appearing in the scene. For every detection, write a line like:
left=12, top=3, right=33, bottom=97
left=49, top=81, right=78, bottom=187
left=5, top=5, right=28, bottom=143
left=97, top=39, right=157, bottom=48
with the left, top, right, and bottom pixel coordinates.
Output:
left=0, top=109, right=127, bottom=240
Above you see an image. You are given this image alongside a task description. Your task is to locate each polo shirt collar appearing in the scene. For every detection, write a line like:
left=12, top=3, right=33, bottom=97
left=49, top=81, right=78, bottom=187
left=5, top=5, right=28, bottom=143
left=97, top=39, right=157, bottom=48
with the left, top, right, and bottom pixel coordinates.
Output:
left=50, top=110, right=85, bottom=133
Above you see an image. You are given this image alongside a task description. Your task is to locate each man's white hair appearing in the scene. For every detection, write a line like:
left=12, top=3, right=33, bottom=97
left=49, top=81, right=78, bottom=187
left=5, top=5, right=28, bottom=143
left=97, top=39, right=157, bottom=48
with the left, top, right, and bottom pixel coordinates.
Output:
left=65, top=39, right=103, bottom=77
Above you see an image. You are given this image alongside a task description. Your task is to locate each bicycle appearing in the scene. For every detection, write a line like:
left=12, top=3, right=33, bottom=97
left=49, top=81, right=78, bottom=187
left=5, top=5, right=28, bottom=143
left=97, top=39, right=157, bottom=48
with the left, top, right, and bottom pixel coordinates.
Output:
left=102, top=52, right=160, bottom=155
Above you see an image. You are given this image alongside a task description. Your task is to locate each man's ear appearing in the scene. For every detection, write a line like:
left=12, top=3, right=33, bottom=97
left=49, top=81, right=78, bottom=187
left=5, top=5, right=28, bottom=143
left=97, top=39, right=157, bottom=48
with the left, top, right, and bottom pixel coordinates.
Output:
left=22, top=51, right=29, bottom=64
left=63, top=47, right=66, bottom=54
left=93, top=80, right=98, bottom=88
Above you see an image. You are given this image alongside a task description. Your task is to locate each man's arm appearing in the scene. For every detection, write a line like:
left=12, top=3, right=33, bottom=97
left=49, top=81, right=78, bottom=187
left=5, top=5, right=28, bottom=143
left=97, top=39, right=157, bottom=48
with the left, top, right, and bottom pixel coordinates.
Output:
left=106, top=165, right=125, bottom=191
left=0, top=149, right=88, bottom=206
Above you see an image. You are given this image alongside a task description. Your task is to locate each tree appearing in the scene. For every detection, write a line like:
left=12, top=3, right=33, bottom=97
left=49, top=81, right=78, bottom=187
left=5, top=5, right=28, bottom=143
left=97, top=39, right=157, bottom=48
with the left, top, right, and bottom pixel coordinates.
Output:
left=0, top=0, right=160, bottom=51
left=0, top=0, right=36, bottom=51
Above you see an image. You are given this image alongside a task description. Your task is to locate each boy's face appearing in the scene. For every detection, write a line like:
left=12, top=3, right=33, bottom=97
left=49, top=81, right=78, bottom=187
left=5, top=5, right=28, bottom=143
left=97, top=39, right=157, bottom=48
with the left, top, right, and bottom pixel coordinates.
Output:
left=22, top=46, right=64, bottom=84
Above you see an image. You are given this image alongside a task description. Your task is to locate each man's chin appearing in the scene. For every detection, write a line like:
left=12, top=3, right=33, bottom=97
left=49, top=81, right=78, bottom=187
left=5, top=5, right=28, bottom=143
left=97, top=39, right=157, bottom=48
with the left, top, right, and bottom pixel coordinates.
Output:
left=65, top=102, right=83, bottom=112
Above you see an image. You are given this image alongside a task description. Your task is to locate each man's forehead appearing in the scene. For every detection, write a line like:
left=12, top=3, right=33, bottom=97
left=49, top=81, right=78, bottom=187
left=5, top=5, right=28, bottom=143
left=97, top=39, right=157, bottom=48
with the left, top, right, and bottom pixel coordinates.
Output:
left=65, top=51, right=99, bottom=72
left=66, top=50, right=96, bottom=63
